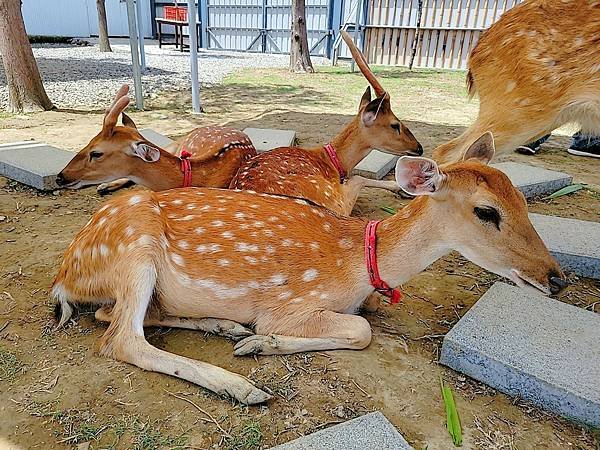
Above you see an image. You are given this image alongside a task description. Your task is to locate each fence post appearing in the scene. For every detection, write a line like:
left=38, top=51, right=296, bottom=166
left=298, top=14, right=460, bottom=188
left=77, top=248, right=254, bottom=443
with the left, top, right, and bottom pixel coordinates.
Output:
left=328, top=0, right=343, bottom=59
left=200, top=0, right=209, bottom=49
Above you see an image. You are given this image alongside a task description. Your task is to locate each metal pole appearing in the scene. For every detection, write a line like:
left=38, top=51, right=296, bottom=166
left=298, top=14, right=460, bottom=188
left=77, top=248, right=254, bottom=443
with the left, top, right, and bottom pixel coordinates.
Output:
left=352, top=0, right=361, bottom=72
left=126, top=0, right=144, bottom=109
left=135, top=0, right=146, bottom=70
left=188, top=0, right=202, bottom=113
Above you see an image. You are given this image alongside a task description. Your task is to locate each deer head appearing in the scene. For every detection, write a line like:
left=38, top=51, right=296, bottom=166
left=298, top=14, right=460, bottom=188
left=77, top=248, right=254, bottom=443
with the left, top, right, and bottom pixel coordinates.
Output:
left=394, top=132, right=565, bottom=295
left=341, top=31, right=422, bottom=157
left=56, top=85, right=164, bottom=189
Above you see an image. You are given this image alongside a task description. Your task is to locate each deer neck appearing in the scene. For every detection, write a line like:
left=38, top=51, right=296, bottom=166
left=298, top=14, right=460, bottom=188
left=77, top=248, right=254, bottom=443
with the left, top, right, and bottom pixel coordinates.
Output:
left=374, top=197, right=452, bottom=288
left=325, top=118, right=372, bottom=173
left=129, top=151, right=197, bottom=191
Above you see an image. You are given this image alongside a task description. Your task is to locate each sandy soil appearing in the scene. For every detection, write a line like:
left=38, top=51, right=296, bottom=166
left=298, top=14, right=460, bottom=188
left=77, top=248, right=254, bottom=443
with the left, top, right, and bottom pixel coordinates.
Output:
left=0, top=83, right=599, bottom=450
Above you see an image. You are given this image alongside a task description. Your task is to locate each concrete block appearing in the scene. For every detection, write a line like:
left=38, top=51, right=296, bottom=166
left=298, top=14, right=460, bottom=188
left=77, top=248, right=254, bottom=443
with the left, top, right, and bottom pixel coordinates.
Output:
left=270, top=412, right=413, bottom=450
left=441, top=282, right=600, bottom=426
left=243, top=127, right=296, bottom=152
left=139, top=128, right=175, bottom=149
left=353, top=150, right=399, bottom=180
left=530, top=213, right=600, bottom=279
left=0, top=143, right=74, bottom=191
left=491, top=162, right=572, bottom=198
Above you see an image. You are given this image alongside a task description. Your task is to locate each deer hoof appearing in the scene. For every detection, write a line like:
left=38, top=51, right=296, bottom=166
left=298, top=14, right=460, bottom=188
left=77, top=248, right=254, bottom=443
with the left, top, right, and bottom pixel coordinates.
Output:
left=233, top=335, right=279, bottom=356
left=97, top=183, right=112, bottom=195
left=226, top=383, right=272, bottom=405
left=222, top=323, right=254, bottom=341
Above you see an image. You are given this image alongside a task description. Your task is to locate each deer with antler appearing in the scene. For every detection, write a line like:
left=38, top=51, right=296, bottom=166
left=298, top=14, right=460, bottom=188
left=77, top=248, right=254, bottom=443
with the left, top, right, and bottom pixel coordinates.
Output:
left=56, top=85, right=256, bottom=193
left=432, top=0, right=600, bottom=165
left=230, top=31, right=423, bottom=215
left=52, top=132, right=567, bottom=404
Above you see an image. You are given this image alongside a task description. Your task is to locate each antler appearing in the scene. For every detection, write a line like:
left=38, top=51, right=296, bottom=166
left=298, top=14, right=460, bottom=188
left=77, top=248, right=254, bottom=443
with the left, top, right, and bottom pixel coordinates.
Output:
left=340, top=31, right=385, bottom=97
left=102, top=84, right=131, bottom=135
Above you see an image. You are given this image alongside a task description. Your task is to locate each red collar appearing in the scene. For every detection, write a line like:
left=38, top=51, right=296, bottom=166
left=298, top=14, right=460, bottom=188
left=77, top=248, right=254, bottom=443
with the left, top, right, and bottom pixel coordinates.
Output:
left=180, top=150, right=192, bottom=187
left=364, top=220, right=402, bottom=304
left=324, top=143, right=346, bottom=183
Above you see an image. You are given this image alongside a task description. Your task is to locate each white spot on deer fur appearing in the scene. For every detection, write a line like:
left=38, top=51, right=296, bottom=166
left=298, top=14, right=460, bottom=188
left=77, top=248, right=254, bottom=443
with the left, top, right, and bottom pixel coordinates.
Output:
left=170, top=253, right=184, bottom=266
left=250, top=204, right=259, bottom=209
left=125, top=226, right=135, bottom=237
left=172, top=199, right=183, bottom=205
left=178, top=240, right=189, bottom=250
left=217, top=259, right=230, bottom=267
left=152, top=205, right=160, bottom=214
left=129, top=195, right=142, bottom=205
left=254, top=221, right=265, bottom=228
left=200, top=205, right=211, bottom=211
left=193, top=279, right=249, bottom=299
left=98, top=244, right=109, bottom=257
left=282, top=239, right=293, bottom=247
left=323, top=223, right=332, bottom=232
left=108, top=207, right=119, bottom=215
left=278, top=291, right=292, bottom=300
left=195, top=227, right=205, bottom=234
left=208, top=244, right=221, bottom=253
left=310, top=242, right=320, bottom=250
left=505, top=81, right=516, bottom=93
left=118, top=243, right=126, bottom=253
left=339, top=238, right=353, bottom=249
left=187, top=204, right=197, bottom=210
left=244, top=256, right=258, bottom=265
left=98, top=217, right=107, bottom=227
left=268, top=216, right=278, bottom=222
left=270, top=274, right=287, bottom=286
left=265, top=245, right=275, bottom=254
left=319, top=293, right=328, bottom=299
left=248, top=281, right=260, bottom=289
left=222, top=231, right=234, bottom=239
left=277, top=224, right=286, bottom=229
left=235, top=212, right=246, bottom=219
left=336, top=259, right=343, bottom=267
left=236, top=242, right=259, bottom=252
left=211, top=220, right=224, bottom=227
left=263, top=229, right=274, bottom=237
left=196, top=244, right=207, bottom=253
left=302, top=269, right=318, bottom=282
left=176, top=215, right=195, bottom=221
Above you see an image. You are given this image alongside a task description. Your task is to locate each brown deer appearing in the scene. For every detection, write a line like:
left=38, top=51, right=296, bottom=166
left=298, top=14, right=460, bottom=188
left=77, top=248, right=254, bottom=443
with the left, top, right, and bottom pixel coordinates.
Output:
left=52, top=133, right=566, bottom=405
left=230, top=31, right=423, bottom=215
left=432, top=0, right=600, bottom=165
left=56, top=85, right=256, bottom=193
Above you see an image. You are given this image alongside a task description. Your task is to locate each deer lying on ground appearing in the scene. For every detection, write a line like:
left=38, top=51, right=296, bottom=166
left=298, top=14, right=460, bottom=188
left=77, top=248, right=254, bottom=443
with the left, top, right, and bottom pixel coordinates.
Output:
left=432, top=0, right=600, bottom=165
left=230, top=31, right=422, bottom=215
left=56, top=85, right=256, bottom=193
left=52, top=132, right=566, bottom=404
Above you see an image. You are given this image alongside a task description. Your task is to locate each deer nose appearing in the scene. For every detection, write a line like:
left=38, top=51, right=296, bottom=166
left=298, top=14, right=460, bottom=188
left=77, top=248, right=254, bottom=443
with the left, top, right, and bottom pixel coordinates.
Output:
left=415, top=143, right=424, bottom=156
left=55, top=172, right=66, bottom=186
left=548, top=274, right=568, bottom=294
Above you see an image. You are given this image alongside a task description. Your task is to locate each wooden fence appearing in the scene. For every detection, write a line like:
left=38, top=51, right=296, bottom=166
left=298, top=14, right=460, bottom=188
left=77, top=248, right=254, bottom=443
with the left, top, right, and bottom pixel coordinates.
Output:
left=363, top=0, right=522, bottom=69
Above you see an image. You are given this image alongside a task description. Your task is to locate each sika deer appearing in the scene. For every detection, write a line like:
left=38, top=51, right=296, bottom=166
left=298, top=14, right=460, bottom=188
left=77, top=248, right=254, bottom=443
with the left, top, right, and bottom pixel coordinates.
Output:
left=432, top=0, right=600, bottom=164
left=230, top=31, right=422, bottom=215
left=52, top=132, right=566, bottom=404
left=56, top=85, right=256, bottom=192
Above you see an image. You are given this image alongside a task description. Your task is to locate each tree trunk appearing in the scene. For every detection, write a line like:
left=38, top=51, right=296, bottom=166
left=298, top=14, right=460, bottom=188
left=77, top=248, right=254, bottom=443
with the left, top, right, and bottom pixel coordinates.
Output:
left=289, top=0, right=314, bottom=73
left=0, top=0, right=53, bottom=113
left=96, top=0, right=112, bottom=52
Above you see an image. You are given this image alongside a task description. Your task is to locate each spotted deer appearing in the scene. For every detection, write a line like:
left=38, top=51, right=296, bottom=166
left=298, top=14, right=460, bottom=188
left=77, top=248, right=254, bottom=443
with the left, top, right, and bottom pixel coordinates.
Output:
left=56, top=85, right=256, bottom=193
left=52, top=132, right=566, bottom=404
left=230, top=31, right=422, bottom=215
left=432, top=0, right=600, bottom=165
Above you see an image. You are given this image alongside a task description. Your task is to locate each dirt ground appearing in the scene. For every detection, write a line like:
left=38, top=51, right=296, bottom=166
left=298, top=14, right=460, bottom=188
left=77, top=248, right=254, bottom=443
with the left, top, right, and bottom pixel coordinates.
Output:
left=1, top=69, right=599, bottom=450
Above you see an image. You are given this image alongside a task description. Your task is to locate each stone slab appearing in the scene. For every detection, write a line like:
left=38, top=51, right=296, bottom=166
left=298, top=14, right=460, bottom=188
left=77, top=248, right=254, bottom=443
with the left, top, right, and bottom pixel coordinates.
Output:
left=243, top=127, right=296, bottom=152
left=139, top=128, right=175, bottom=149
left=0, top=143, right=75, bottom=190
left=491, top=162, right=572, bottom=199
left=440, top=282, right=600, bottom=426
left=270, top=412, right=413, bottom=450
left=530, top=213, right=600, bottom=279
left=352, top=150, right=399, bottom=180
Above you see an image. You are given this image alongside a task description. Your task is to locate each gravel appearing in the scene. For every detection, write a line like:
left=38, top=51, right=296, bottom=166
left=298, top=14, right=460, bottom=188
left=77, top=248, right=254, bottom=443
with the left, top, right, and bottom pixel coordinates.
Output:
left=0, top=39, right=328, bottom=110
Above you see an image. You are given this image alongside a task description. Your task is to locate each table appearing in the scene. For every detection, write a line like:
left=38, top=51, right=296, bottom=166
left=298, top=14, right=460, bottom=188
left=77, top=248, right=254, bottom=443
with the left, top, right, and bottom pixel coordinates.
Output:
left=156, top=18, right=201, bottom=52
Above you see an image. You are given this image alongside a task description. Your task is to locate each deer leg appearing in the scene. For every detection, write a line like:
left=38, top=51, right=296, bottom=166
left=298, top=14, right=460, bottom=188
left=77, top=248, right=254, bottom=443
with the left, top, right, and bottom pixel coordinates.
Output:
left=233, top=311, right=372, bottom=356
left=95, top=306, right=253, bottom=341
left=98, top=264, right=270, bottom=405
left=97, top=178, right=135, bottom=195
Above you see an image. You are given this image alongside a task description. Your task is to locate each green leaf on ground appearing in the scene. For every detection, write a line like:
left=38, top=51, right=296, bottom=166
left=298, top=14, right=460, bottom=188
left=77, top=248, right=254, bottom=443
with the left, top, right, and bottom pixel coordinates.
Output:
left=441, top=378, right=463, bottom=447
left=380, top=206, right=397, bottom=215
left=543, top=183, right=584, bottom=200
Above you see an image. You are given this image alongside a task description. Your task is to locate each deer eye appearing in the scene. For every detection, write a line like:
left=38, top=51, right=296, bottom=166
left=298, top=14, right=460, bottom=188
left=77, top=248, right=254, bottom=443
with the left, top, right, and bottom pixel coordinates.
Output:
left=474, top=206, right=501, bottom=230
left=391, top=123, right=401, bottom=133
left=89, top=151, right=103, bottom=161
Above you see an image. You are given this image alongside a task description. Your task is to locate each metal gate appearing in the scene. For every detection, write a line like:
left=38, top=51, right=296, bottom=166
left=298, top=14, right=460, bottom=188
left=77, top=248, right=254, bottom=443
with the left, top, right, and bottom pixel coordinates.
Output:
left=203, top=0, right=332, bottom=56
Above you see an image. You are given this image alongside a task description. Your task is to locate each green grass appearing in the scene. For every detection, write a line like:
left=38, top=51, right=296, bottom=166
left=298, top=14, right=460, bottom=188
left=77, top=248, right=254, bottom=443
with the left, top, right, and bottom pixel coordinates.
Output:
left=225, top=421, right=263, bottom=450
left=0, top=345, right=24, bottom=381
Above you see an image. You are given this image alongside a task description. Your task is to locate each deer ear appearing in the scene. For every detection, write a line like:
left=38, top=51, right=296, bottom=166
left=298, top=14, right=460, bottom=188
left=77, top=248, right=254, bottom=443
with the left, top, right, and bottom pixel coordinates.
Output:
left=395, top=156, right=443, bottom=196
left=462, top=132, right=495, bottom=164
left=122, top=113, right=137, bottom=130
left=359, top=86, right=372, bottom=111
left=131, top=143, right=161, bottom=162
left=361, top=93, right=390, bottom=127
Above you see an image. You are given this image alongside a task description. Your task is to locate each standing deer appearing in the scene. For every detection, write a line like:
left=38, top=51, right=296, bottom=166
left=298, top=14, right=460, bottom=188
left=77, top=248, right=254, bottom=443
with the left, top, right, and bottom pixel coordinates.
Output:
left=52, top=133, right=566, bottom=404
left=230, top=31, right=423, bottom=215
left=432, top=0, right=600, bottom=165
left=56, top=85, right=256, bottom=193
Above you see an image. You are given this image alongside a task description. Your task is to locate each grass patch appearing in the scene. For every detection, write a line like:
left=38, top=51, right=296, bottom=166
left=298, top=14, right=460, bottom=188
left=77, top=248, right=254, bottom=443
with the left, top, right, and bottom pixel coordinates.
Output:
left=0, top=345, right=25, bottom=381
left=225, top=421, right=263, bottom=450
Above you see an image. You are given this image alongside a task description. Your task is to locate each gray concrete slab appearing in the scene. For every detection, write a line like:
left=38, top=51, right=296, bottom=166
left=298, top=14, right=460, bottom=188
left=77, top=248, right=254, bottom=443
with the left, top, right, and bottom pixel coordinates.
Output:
left=270, top=412, right=413, bottom=450
left=491, top=162, right=572, bottom=199
left=139, top=128, right=175, bottom=149
left=243, top=127, right=296, bottom=152
left=441, top=282, right=600, bottom=426
left=0, top=143, right=75, bottom=190
left=353, top=150, right=399, bottom=180
left=530, top=213, right=600, bottom=279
